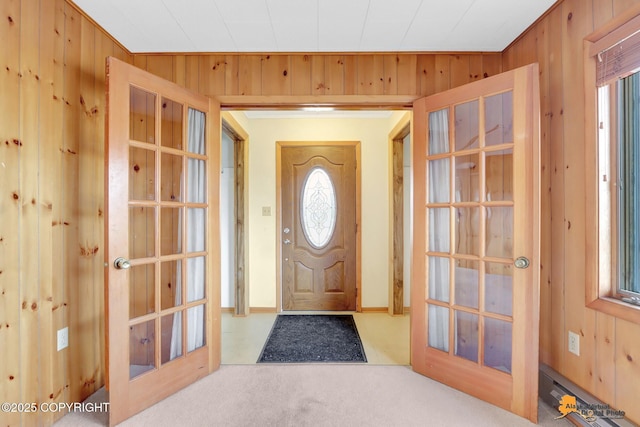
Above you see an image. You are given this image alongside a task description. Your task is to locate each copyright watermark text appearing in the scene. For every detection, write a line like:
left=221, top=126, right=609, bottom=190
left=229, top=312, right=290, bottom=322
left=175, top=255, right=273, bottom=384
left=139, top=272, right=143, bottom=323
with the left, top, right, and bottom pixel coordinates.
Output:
left=1, top=402, right=110, bottom=413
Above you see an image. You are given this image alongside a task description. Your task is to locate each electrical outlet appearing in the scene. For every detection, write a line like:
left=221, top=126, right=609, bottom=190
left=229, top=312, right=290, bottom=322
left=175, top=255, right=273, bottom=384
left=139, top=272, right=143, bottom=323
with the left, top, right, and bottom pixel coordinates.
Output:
left=262, top=206, right=271, bottom=216
left=57, top=327, right=68, bottom=351
left=568, top=330, right=580, bottom=356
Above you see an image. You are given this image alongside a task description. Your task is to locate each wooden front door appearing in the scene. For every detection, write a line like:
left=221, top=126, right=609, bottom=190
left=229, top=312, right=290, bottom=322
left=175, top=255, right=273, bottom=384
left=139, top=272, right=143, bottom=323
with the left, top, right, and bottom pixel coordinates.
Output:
left=411, top=64, right=540, bottom=422
left=105, top=57, right=221, bottom=426
left=280, top=144, right=358, bottom=311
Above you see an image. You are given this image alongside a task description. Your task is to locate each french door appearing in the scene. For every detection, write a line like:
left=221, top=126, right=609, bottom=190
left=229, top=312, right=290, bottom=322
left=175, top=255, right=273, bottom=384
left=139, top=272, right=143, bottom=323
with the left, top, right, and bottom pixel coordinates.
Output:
left=411, top=64, right=540, bottom=422
left=105, top=57, right=221, bottom=426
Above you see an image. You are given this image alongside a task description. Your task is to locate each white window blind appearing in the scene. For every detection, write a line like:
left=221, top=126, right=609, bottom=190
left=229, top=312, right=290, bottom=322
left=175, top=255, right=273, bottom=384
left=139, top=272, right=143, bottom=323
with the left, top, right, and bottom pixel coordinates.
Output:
left=596, top=29, right=640, bottom=87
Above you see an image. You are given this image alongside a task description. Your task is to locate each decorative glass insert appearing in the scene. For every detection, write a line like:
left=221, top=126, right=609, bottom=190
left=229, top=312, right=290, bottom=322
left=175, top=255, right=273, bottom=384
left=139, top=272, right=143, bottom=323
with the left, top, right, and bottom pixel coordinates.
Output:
left=301, top=167, right=337, bottom=249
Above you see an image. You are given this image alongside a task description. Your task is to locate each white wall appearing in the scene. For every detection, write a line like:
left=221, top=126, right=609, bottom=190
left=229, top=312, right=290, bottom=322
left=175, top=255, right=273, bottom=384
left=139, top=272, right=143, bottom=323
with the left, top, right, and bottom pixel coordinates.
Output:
left=228, top=111, right=409, bottom=309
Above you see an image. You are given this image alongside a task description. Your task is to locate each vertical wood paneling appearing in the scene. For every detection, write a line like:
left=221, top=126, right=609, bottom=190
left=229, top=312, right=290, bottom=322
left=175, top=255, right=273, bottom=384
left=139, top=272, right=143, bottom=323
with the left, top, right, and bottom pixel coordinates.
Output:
left=468, top=54, right=483, bottom=83
left=53, top=0, right=69, bottom=415
left=614, top=0, right=640, bottom=16
left=62, top=16, right=83, bottom=406
left=547, top=4, right=567, bottom=373
left=311, top=55, right=326, bottom=95
left=434, top=55, right=450, bottom=93
left=534, top=12, right=552, bottom=367
left=19, top=1, right=41, bottom=425
left=291, top=55, right=311, bottom=95
left=325, top=55, right=345, bottom=95
left=1, top=1, right=129, bottom=425
left=238, top=55, right=262, bottom=95
left=504, top=1, right=640, bottom=423
left=560, top=0, right=596, bottom=392
left=146, top=55, right=173, bottom=83
left=594, top=0, right=614, bottom=28
left=383, top=55, right=398, bottom=95
left=173, top=55, right=186, bottom=88
left=417, top=54, right=435, bottom=96
left=357, top=55, right=384, bottom=95
left=6, top=0, right=640, bottom=425
left=0, top=0, right=22, bottom=425
left=595, top=313, right=616, bottom=403
left=261, top=55, right=290, bottom=96
left=397, top=54, right=417, bottom=95
left=482, top=54, right=502, bottom=79
left=185, top=55, right=199, bottom=92
left=76, top=11, right=99, bottom=402
left=449, top=54, right=470, bottom=87
left=224, top=55, right=239, bottom=95
left=615, top=318, right=640, bottom=422
left=343, top=55, right=358, bottom=95
left=94, top=29, right=113, bottom=391
left=38, top=0, right=64, bottom=424
left=202, top=55, right=227, bottom=97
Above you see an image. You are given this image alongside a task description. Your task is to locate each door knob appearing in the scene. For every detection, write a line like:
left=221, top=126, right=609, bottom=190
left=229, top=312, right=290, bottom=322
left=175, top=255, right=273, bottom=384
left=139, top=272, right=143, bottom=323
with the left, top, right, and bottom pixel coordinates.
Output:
left=114, top=257, right=131, bottom=270
left=283, top=239, right=291, bottom=245
left=514, top=256, right=530, bottom=269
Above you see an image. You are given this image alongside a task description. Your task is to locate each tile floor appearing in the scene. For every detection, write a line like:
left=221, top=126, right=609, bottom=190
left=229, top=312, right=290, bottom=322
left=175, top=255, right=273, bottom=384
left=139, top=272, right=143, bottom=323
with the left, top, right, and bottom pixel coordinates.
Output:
left=222, top=311, right=410, bottom=365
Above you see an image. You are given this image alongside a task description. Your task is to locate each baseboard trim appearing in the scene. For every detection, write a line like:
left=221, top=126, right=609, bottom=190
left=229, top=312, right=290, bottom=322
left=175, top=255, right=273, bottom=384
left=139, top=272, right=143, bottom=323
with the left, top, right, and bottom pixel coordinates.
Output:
left=249, top=307, right=278, bottom=313
left=222, top=307, right=410, bottom=314
left=360, top=307, right=390, bottom=313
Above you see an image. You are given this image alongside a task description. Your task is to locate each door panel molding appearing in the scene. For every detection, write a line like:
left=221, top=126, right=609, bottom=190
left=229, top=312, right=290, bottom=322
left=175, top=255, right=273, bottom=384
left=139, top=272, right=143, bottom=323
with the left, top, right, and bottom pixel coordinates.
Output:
left=276, top=141, right=361, bottom=312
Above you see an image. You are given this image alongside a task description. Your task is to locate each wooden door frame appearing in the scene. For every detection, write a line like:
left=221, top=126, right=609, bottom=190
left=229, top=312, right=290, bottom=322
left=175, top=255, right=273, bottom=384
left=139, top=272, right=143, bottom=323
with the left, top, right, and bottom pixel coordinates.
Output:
left=388, top=114, right=411, bottom=316
left=275, top=141, right=362, bottom=312
left=221, top=112, right=250, bottom=317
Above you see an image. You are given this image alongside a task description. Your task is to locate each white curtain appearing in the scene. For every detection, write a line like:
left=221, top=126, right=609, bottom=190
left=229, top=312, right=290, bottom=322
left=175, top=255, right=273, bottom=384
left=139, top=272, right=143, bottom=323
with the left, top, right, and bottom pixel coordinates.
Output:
left=170, top=108, right=206, bottom=360
left=427, top=109, right=450, bottom=352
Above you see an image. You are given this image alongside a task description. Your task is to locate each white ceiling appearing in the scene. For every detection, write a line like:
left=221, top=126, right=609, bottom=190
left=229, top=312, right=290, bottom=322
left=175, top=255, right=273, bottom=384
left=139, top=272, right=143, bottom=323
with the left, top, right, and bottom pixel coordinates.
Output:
left=73, top=0, right=556, bottom=54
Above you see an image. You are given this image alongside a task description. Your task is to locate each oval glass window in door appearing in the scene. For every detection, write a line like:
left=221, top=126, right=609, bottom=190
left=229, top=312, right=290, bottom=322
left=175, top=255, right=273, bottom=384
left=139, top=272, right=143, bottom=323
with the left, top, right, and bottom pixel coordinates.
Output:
left=300, top=167, right=337, bottom=248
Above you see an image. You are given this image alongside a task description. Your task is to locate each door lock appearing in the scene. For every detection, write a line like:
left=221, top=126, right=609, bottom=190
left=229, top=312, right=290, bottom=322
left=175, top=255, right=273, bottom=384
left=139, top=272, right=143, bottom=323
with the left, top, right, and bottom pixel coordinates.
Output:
left=283, top=239, right=291, bottom=245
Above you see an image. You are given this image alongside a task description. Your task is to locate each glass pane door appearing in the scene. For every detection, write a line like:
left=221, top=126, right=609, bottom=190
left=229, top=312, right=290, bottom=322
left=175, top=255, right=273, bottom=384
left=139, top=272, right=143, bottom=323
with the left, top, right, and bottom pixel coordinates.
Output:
left=127, top=88, right=208, bottom=379
left=425, top=90, right=515, bottom=373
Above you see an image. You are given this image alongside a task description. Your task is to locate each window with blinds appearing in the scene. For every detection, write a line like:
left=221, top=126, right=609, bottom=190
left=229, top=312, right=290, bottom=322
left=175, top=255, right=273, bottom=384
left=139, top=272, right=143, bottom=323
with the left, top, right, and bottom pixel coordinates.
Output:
left=595, top=24, right=640, bottom=303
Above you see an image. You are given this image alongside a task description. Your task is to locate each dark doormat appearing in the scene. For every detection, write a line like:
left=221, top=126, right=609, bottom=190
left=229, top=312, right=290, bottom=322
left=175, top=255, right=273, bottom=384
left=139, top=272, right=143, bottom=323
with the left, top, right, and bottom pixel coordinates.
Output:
left=257, top=314, right=367, bottom=363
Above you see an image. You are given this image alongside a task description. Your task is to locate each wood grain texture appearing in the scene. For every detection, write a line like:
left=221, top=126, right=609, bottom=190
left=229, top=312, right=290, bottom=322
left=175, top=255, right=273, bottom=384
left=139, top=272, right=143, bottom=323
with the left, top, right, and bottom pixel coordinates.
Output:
left=133, top=52, right=507, bottom=101
left=5, top=0, right=640, bottom=425
left=19, top=3, right=41, bottom=426
left=0, top=1, right=131, bottom=425
left=503, top=0, right=640, bottom=423
left=1, top=0, right=22, bottom=425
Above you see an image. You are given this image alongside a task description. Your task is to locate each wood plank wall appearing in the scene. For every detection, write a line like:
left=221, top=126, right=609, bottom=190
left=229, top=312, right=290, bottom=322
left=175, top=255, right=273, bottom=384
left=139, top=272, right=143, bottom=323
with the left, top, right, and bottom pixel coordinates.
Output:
left=0, top=0, right=131, bottom=425
left=131, top=52, right=503, bottom=99
left=503, top=0, right=640, bottom=423
left=4, top=0, right=640, bottom=426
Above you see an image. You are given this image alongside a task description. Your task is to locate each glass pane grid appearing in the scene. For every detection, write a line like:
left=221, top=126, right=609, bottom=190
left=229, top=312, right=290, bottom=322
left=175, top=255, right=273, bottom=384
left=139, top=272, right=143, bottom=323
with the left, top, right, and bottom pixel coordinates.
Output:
left=128, top=92, right=211, bottom=376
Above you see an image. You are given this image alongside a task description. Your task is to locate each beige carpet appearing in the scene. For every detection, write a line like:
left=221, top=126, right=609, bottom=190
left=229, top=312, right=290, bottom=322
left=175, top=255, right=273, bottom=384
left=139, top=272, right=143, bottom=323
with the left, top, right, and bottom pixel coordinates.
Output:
left=55, top=365, right=569, bottom=427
